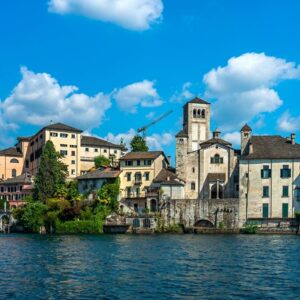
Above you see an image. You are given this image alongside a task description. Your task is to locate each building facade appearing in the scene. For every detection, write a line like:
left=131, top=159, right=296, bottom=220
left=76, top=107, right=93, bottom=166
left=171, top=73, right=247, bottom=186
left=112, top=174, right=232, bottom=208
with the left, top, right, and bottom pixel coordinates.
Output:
left=0, top=122, right=123, bottom=180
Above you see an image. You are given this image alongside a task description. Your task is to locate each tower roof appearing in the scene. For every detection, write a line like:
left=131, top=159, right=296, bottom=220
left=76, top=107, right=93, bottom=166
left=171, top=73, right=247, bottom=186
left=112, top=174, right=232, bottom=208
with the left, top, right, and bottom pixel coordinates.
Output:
left=186, top=97, right=210, bottom=105
left=241, top=124, right=252, bottom=132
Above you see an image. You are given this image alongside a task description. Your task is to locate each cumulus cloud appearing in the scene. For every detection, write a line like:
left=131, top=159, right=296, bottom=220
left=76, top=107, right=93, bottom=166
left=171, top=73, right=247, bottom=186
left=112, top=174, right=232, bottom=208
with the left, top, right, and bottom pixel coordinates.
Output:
left=113, top=80, right=163, bottom=113
left=48, top=0, right=163, bottom=31
left=277, top=111, right=300, bottom=132
left=204, top=52, right=300, bottom=131
left=222, top=131, right=240, bottom=147
left=105, top=128, right=173, bottom=150
left=2, top=67, right=111, bottom=131
left=170, top=82, right=193, bottom=103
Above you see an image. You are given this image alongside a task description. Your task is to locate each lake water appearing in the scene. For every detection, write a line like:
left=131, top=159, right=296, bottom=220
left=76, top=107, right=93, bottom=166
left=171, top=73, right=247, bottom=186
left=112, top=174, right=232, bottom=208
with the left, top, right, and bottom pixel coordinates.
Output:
left=0, top=234, right=299, bottom=299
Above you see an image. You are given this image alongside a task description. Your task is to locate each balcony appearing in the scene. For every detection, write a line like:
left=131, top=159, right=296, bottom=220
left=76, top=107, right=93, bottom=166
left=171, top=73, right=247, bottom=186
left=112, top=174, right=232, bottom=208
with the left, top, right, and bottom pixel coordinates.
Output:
left=134, top=179, right=142, bottom=185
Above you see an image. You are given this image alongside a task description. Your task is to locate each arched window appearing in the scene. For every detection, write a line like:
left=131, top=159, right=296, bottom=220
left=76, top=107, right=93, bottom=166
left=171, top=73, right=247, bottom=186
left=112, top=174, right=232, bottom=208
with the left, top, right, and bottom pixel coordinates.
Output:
left=12, top=169, right=17, bottom=178
left=197, top=109, right=201, bottom=118
left=143, top=218, right=151, bottom=228
left=191, top=182, right=196, bottom=190
left=193, top=109, right=197, bottom=118
left=202, top=110, right=205, bottom=118
left=10, top=158, right=19, bottom=164
left=150, top=199, right=157, bottom=212
left=133, top=218, right=140, bottom=228
left=211, top=154, right=223, bottom=164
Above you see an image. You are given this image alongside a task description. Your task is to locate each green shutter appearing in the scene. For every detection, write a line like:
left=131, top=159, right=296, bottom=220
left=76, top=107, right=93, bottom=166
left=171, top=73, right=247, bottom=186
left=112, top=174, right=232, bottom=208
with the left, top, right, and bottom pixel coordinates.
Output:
left=282, top=203, right=288, bottom=218
left=263, top=203, right=269, bottom=218
left=268, top=169, right=272, bottom=178
left=261, top=170, right=264, bottom=178
left=288, top=169, right=291, bottom=178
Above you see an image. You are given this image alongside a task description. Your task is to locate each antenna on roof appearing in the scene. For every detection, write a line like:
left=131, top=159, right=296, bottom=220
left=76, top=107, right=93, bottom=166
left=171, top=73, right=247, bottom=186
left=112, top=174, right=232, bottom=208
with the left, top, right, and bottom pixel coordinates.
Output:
left=50, top=120, right=53, bottom=125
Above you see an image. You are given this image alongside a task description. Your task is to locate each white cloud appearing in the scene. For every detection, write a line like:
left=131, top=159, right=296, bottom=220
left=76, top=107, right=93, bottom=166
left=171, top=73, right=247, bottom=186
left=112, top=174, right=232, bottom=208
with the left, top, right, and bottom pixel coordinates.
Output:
left=2, top=67, right=111, bottom=131
left=105, top=128, right=173, bottom=150
left=170, top=82, right=193, bottom=103
left=277, top=111, right=300, bottom=132
left=204, top=52, right=300, bottom=131
left=48, top=0, right=163, bottom=31
left=113, top=80, right=163, bottom=113
left=222, top=131, right=240, bottom=147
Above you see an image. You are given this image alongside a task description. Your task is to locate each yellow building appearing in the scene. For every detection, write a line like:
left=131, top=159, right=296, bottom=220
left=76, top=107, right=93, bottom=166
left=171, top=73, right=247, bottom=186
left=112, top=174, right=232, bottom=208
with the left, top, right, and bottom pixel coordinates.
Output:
left=119, top=151, right=170, bottom=213
left=0, top=122, right=123, bottom=180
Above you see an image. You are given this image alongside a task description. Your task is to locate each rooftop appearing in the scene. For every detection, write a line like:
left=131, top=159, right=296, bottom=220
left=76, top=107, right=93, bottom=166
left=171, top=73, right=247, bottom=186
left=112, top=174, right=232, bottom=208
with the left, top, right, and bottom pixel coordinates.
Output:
left=81, top=135, right=122, bottom=149
left=200, top=137, right=232, bottom=148
left=119, top=151, right=165, bottom=161
left=153, top=168, right=184, bottom=186
left=43, top=122, right=83, bottom=133
left=0, top=147, right=23, bottom=157
left=76, top=168, right=121, bottom=180
left=242, top=135, right=300, bottom=160
left=241, top=124, right=252, bottom=132
left=185, top=97, right=210, bottom=105
left=0, top=173, right=33, bottom=185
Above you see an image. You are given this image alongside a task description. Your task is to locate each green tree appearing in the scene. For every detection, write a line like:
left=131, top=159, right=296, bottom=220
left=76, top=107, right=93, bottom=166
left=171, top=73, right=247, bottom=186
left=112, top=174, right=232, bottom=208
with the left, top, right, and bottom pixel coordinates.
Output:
left=130, top=135, right=148, bottom=152
left=94, top=155, right=111, bottom=168
left=96, top=179, right=120, bottom=211
left=33, top=140, right=68, bottom=202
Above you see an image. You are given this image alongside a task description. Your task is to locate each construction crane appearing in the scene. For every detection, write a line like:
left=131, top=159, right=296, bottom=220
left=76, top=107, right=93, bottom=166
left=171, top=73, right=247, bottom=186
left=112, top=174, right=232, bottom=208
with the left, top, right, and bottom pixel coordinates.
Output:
left=137, top=110, right=173, bottom=137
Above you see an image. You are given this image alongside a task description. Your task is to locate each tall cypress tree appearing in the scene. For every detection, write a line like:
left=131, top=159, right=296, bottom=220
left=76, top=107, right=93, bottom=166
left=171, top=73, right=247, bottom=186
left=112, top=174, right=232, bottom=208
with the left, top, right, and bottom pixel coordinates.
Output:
left=33, top=141, right=68, bottom=202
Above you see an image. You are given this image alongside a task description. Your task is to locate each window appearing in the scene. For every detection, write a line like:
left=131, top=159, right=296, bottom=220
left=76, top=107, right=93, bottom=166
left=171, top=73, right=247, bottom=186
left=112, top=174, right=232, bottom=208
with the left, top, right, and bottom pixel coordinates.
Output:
left=262, top=203, right=269, bottom=218
left=137, top=160, right=141, bottom=166
left=114, top=150, right=117, bottom=154
left=71, top=134, right=76, bottom=139
left=60, top=150, right=68, bottom=156
left=127, top=173, right=131, bottom=181
left=95, top=149, right=98, bottom=152
left=70, top=145, right=77, bottom=148
left=50, top=132, right=58, bottom=137
left=211, top=154, right=223, bottom=164
left=193, top=109, right=197, bottom=118
left=133, top=218, right=140, bottom=228
left=125, top=160, right=133, bottom=166
left=20, top=186, right=23, bottom=192
left=236, top=184, right=239, bottom=192
left=25, top=160, right=29, bottom=168
left=85, top=148, right=89, bottom=152
left=191, top=182, right=196, bottom=190
left=261, top=165, right=271, bottom=179
left=144, top=160, right=152, bottom=166
left=262, top=186, right=269, bottom=198
left=12, top=169, right=16, bottom=178
left=39, top=135, right=43, bottom=140
left=104, top=149, right=107, bottom=153
left=280, top=165, right=291, bottom=178
left=136, top=187, right=140, bottom=197
left=71, top=151, right=76, bottom=156
left=60, top=133, right=68, bottom=138
left=71, top=160, right=76, bottom=165
left=144, top=172, right=150, bottom=181
left=60, top=144, right=67, bottom=147
left=10, top=158, right=19, bottom=164
left=135, top=173, right=142, bottom=184
left=282, top=186, right=289, bottom=197
left=282, top=203, right=288, bottom=218
left=296, top=188, right=300, bottom=200
left=245, top=172, right=249, bottom=178
left=71, top=169, right=75, bottom=175
left=143, top=218, right=151, bottom=228
left=192, top=167, right=195, bottom=173
left=179, top=138, right=184, bottom=144
left=126, top=187, right=131, bottom=197
left=202, top=109, right=205, bottom=118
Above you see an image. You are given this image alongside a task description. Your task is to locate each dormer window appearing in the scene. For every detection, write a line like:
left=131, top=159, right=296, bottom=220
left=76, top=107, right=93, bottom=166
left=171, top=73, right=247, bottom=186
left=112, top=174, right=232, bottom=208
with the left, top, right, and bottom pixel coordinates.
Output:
left=280, top=165, right=291, bottom=178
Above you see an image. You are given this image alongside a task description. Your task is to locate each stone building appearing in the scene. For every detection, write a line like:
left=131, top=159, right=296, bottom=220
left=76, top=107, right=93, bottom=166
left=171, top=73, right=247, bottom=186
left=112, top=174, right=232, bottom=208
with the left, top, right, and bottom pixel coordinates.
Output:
left=176, top=97, right=239, bottom=201
left=239, top=125, right=300, bottom=227
left=0, top=122, right=123, bottom=180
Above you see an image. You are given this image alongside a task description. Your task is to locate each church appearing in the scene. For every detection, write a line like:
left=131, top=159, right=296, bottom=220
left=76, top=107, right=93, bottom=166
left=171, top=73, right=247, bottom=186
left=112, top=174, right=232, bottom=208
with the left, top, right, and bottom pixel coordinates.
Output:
left=175, top=97, right=239, bottom=201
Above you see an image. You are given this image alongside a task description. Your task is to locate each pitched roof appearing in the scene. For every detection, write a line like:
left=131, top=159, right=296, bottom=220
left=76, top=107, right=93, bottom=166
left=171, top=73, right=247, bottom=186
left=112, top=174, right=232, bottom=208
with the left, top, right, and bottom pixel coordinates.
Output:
left=17, top=136, right=32, bottom=142
left=81, top=135, right=122, bottom=149
left=119, top=151, right=165, bottom=160
left=76, top=168, right=121, bottom=180
left=186, top=97, right=210, bottom=105
left=0, top=147, right=23, bottom=157
left=44, top=122, right=82, bottom=133
left=207, top=173, right=226, bottom=182
left=241, top=124, right=252, bottom=132
left=0, top=173, right=33, bottom=185
left=242, top=135, right=300, bottom=160
left=175, top=130, right=188, bottom=138
left=200, top=138, right=232, bottom=148
left=153, top=168, right=184, bottom=186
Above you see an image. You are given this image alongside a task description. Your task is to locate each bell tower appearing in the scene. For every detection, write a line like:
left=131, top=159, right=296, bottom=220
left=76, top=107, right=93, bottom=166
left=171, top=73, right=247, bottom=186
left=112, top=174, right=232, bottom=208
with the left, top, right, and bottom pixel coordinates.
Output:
left=182, top=97, right=210, bottom=152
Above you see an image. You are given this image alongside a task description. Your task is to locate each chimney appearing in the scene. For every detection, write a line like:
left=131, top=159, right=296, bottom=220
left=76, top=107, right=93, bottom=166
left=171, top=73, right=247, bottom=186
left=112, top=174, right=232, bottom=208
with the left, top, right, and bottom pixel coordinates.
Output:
left=213, top=129, right=221, bottom=139
left=291, top=133, right=296, bottom=145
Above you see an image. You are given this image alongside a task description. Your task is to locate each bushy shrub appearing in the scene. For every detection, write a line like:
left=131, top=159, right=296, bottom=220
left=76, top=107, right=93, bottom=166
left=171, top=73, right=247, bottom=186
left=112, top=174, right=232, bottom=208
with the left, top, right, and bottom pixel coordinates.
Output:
left=56, top=220, right=101, bottom=234
left=241, top=224, right=258, bottom=234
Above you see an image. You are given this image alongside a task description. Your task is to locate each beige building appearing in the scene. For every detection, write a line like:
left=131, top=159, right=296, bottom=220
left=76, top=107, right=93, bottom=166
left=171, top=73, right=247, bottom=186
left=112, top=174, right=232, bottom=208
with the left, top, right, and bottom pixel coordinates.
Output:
left=0, top=122, right=123, bottom=180
left=119, top=151, right=172, bottom=213
left=239, top=125, right=300, bottom=226
left=176, top=97, right=239, bottom=200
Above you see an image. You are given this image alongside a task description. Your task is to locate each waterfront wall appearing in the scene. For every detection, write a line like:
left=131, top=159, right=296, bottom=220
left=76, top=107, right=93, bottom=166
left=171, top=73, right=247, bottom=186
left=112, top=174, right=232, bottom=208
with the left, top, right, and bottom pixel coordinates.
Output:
left=160, top=198, right=239, bottom=229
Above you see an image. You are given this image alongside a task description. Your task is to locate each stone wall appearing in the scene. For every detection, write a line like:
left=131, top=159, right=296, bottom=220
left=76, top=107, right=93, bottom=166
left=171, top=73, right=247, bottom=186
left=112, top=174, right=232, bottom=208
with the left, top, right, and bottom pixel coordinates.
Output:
left=160, top=198, right=239, bottom=229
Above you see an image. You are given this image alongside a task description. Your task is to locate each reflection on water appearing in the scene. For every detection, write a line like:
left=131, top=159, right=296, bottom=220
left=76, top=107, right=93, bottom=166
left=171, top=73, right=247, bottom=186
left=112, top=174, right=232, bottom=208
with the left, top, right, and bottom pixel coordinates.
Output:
left=0, top=234, right=299, bottom=299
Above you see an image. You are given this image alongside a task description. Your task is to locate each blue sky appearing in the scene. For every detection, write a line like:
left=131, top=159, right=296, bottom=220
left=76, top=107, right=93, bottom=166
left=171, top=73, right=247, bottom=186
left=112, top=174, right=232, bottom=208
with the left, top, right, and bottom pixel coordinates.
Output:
left=1, top=0, right=300, bottom=161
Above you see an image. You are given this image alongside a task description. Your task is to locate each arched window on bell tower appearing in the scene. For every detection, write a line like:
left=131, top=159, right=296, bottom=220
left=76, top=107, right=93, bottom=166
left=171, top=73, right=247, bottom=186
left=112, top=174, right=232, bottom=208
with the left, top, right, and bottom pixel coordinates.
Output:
left=193, top=109, right=197, bottom=118
left=202, top=109, right=205, bottom=118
